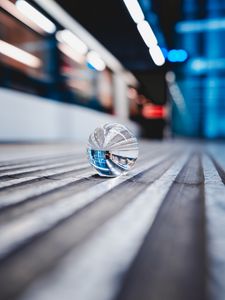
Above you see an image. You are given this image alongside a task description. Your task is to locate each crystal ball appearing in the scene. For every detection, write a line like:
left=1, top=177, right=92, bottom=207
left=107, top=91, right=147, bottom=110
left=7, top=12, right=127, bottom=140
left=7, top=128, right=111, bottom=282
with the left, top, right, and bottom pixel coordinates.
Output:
left=87, top=123, right=139, bottom=177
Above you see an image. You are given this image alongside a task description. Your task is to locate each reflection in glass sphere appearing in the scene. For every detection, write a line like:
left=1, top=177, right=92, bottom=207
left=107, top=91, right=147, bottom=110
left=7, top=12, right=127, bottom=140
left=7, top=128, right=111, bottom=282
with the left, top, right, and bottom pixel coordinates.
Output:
left=87, top=123, right=139, bottom=177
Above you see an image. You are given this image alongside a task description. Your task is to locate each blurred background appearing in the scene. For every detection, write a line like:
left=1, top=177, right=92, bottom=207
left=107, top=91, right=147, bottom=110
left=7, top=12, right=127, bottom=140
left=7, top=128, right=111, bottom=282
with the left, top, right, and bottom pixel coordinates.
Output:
left=0, top=0, right=224, bottom=141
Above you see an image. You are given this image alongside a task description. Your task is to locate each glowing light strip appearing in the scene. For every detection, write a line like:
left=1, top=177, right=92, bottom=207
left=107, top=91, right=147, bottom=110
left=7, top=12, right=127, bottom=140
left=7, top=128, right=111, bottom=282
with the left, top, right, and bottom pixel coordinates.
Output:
left=188, top=58, right=225, bottom=73
left=56, top=30, right=88, bottom=55
left=57, top=43, right=84, bottom=64
left=15, top=0, right=56, bottom=34
left=137, top=20, right=157, bottom=47
left=34, top=0, right=133, bottom=76
left=1, top=0, right=43, bottom=34
left=149, top=45, right=165, bottom=66
left=165, top=71, right=185, bottom=112
left=0, top=40, right=42, bottom=68
left=122, top=0, right=165, bottom=66
left=87, top=51, right=106, bottom=71
left=123, top=0, right=144, bottom=23
left=176, top=18, right=225, bottom=33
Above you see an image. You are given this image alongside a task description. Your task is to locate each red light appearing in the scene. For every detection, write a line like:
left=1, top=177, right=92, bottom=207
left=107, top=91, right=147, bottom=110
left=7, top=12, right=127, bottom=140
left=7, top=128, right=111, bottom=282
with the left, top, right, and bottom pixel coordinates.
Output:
left=142, top=104, right=167, bottom=119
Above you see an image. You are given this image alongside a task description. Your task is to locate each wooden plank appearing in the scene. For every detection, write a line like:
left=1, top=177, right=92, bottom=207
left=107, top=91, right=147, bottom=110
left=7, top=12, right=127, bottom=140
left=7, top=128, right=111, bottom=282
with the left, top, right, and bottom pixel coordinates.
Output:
left=0, top=153, right=81, bottom=172
left=115, top=152, right=206, bottom=300
left=0, top=161, right=88, bottom=189
left=13, top=153, right=189, bottom=300
left=0, top=157, right=85, bottom=177
left=0, top=151, right=183, bottom=300
left=0, top=145, right=165, bottom=207
left=0, top=151, right=173, bottom=260
left=202, top=154, right=225, bottom=300
left=207, top=147, right=225, bottom=185
left=0, top=145, right=170, bottom=225
left=0, top=167, right=93, bottom=208
left=3, top=142, right=225, bottom=300
left=0, top=148, right=169, bottom=225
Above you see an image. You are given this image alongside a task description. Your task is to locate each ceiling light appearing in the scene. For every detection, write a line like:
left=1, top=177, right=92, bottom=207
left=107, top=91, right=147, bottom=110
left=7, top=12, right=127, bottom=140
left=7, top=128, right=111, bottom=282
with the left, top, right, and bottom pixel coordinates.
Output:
left=149, top=46, right=165, bottom=66
left=86, top=51, right=106, bottom=71
left=123, top=0, right=144, bottom=23
left=0, top=40, right=42, bottom=68
left=56, top=30, right=88, bottom=55
left=137, top=20, right=157, bottom=47
left=58, top=43, right=84, bottom=64
left=1, top=0, right=43, bottom=34
left=15, top=0, right=56, bottom=34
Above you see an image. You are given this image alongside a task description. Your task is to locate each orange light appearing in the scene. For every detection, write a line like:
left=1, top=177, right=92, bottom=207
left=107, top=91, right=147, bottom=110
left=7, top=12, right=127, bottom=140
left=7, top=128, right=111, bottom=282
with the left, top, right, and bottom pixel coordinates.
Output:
left=0, top=40, right=42, bottom=68
left=142, top=104, right=167, bottom=119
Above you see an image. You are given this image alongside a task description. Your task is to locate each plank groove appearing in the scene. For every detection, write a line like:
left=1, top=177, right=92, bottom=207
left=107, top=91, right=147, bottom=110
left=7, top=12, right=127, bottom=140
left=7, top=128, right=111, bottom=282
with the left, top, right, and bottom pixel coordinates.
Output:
left=0, top=142, right=224, bottom=300
left=0, top=151, right=187, bottom=300
left=17, top=153, right=190, bottom=300
left=202, top=154, right=225, bottom=300
left=0, top=151, right=172, bottom=260
left=0, top=162, right=89, bottom=189
left=115, top=153, right=206, bottom=300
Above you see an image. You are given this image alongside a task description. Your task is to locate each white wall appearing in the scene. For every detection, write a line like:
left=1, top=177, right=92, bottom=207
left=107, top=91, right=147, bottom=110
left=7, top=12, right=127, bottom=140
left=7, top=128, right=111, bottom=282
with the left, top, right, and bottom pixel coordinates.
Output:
left=0, top=88, right=139, bottom=142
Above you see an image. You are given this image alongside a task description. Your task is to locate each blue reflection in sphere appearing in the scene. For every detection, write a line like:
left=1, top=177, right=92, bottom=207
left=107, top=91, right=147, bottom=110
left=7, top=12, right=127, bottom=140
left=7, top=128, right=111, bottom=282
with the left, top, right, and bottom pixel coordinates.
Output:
left=87, top=123, right=139, bottom=177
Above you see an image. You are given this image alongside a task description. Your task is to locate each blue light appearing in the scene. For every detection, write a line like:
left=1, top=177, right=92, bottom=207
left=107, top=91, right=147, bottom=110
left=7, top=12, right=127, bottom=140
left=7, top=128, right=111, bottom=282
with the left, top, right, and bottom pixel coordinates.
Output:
left=167, top=49, right=188, bottom=62
left=160, top=47, right=168, bottom=58
left=178, top=49, right=188, bottom=61
left=176, top=18, right=225, bottom=33
left=87, top=62, right=97, bottom=71
left=168, top=49, right=178, bottom=62
left=188, top=58, right=225, bottom=73
left=189, top=59, right=207, bottom=72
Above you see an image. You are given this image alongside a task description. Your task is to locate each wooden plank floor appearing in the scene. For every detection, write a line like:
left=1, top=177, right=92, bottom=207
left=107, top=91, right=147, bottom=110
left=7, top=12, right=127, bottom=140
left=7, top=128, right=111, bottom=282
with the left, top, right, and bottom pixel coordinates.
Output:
left=0, top=141, right=225, bottom=300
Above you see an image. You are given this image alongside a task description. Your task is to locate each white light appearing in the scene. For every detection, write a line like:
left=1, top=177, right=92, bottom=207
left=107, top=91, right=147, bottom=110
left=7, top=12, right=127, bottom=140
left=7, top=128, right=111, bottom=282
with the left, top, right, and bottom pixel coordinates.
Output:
left=15, top=0, right=56, bottom=34
left=189, top=58, right=225, bottom=73
left=149, top=45, right=165, bottom=66
left=167, top=81, right=185, bottom=112
left=0, top=40, right=42, bottom=68
left=87, top=51, right=106, bottom=71
left=1, top=0, right=43, bottom=34
left=56, top=30, right=88, bottom=55
left=165, top=71, right=176, bottom=83
left=123, top=0, right=144, bottom=23
left=189, top=59, right=207, bottom=72
left=137, top=20, right=158, bottom=47
left=176, top=18, right=225, bottom=33
left=58, top=43, right=84, bottom=64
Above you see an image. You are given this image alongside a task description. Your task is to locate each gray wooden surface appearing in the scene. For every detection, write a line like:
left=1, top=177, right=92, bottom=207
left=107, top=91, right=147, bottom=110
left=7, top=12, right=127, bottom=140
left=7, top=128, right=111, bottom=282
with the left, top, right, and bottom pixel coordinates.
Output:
left=0, top=141, right=225, bottom=300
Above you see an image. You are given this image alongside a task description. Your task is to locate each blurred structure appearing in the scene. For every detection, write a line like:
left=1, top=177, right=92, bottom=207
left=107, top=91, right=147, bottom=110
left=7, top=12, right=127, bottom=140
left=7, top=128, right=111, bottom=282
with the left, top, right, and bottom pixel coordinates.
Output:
left=0, top=0, right=141, bottom=141
left=1, top=0, right=224, bottom=141
left=172, top=0, right=225, bottom=138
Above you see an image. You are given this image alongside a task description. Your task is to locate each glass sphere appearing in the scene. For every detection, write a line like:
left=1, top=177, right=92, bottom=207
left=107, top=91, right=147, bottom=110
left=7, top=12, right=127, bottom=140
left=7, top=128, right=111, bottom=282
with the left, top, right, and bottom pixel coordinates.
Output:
left=87, top=123, right=138, bottom=177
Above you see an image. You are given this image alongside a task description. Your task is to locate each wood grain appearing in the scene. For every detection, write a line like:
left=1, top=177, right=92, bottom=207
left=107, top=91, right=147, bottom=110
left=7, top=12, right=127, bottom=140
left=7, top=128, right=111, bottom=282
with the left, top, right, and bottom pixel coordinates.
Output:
left=0, top=142, right=224, bottom=300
